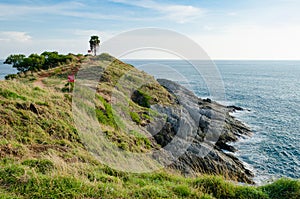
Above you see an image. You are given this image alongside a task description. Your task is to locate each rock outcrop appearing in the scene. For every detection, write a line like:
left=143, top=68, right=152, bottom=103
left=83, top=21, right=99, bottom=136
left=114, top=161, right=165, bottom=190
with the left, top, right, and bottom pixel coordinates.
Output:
left=149, top=79, right=254, bottom=184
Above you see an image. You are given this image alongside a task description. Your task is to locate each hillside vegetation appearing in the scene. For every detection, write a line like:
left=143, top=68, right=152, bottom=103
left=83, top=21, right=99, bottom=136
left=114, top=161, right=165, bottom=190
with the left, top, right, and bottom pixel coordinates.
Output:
left=0, top=54, right=299, bottom=199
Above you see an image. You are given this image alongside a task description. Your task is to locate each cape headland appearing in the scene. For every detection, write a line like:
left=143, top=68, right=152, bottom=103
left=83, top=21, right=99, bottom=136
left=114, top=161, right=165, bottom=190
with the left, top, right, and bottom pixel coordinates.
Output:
left=0, top=53, right=299, bottom=199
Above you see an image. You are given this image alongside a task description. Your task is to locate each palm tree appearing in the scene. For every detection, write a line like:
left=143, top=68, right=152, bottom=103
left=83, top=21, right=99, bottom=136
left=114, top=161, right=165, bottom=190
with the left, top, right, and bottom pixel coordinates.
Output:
left=89, top=36, right=100, bottom=56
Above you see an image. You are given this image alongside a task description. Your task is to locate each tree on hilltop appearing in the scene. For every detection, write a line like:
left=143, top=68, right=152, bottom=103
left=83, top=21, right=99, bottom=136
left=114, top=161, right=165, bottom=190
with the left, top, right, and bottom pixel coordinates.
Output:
left=89, top=35, right=100, bottom=56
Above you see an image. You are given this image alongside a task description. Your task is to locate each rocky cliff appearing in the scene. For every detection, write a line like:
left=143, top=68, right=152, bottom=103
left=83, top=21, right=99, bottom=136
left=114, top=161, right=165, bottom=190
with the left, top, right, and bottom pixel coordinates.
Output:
left=151, top=79, right=254, bottom=183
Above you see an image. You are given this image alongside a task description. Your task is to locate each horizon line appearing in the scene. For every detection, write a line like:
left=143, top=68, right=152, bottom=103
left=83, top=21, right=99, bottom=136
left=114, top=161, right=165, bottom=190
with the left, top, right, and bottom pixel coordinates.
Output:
left=1, top=57, right=300, bottom=61
left=121, top=58, right=300, bottom=61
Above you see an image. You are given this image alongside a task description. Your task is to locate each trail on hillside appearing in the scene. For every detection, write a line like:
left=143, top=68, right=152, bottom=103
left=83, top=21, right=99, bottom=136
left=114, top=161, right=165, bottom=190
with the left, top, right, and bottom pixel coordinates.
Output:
left=33, top=77, right=46, bottom=88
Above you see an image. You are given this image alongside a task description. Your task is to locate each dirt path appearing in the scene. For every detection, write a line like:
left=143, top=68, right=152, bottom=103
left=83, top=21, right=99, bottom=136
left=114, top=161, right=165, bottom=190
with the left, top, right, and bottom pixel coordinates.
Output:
left=33, top=77, right=46, bottom=88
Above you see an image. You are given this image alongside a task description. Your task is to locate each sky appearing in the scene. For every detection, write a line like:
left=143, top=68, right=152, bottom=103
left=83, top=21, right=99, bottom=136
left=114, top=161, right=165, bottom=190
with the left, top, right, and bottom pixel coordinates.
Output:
left=1, top=0, right=300, bottom=60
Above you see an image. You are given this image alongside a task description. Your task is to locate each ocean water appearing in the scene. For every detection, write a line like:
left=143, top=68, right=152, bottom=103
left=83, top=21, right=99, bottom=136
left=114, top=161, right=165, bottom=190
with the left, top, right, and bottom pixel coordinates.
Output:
left=125, top=60, right=300, bottom=184
left=0, top=60, right=17, bottom=80
left=1, top=59, right=299, bottom=184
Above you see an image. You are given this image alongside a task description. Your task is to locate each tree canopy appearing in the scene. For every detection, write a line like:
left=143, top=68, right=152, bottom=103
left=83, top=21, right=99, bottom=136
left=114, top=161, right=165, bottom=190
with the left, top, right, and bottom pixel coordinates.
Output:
left=3, top=52, right=77, bottom=72
left=89, top=35, right=100, bottom=56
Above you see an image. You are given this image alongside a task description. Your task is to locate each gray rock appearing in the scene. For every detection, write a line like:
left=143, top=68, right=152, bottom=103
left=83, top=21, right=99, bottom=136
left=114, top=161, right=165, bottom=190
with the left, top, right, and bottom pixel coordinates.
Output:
left=152, top=79, right=254, bottom=183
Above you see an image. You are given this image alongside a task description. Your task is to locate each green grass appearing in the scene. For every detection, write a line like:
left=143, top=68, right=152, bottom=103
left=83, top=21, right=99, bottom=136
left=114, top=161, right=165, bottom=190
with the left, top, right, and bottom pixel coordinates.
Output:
left=21, top=159, right=54, bottom=174
left=95, top=94, right=118, bottom=128
left=194, top=175, right=269, bottom=199
left=173, top=184, right=192, bottom=197
left=0, top=88, right=27, bottom=101
left=260, top=178, right=300, bottom=199
left=103, top=129, right=152, bottom=152
left=130, top=111, right=141, bottom=124
left=1, top=162, right=298, bottom=199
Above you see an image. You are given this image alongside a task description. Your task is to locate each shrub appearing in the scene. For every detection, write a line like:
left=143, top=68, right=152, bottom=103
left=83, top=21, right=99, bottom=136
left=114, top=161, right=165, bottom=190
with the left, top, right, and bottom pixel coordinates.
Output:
left=4, top=74, right=18, bottom=80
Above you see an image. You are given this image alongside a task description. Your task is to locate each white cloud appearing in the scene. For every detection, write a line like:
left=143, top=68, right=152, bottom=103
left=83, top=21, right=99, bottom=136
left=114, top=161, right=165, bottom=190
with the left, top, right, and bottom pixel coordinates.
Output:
left=192, top=25, right=300, bottom=60
left=110, top=0, right=204, bottom=23
left=0, top=31, right=32, bottom=42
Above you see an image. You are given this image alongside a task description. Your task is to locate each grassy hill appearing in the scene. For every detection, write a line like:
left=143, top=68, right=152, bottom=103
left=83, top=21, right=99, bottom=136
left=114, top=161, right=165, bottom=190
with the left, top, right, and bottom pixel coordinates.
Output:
left=0, top=54, right=299, bottom=199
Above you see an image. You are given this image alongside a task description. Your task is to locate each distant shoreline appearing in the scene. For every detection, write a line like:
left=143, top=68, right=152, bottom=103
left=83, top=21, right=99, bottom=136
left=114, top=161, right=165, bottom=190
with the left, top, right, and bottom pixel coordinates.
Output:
left=0, top=62, right=16, bottom=80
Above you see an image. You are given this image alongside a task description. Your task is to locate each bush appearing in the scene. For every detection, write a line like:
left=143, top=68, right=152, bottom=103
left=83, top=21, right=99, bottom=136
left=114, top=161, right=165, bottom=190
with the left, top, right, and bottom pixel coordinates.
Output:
left=4, top=74, right=18, bottom=80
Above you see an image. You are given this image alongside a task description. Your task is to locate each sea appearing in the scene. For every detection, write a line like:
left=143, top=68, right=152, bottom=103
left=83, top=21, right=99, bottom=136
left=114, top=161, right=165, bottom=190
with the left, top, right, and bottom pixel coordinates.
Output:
left=1, top=59, right=299, bottom=184
left=0, top=60, right=17, bottom=80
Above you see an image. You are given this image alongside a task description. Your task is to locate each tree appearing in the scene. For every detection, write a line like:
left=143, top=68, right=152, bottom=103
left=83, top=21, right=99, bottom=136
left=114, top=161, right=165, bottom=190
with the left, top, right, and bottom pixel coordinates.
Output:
left=27, top=53, right=45, bottom=71
left=4, top=54, right=25, bottom=65
left=41, top=51, right=60, bottom=69
left=4, top=54, right=27, bottom=72
left=3, top=52, right=75, bottom=72
left=89, top=35, right=100, bottom=56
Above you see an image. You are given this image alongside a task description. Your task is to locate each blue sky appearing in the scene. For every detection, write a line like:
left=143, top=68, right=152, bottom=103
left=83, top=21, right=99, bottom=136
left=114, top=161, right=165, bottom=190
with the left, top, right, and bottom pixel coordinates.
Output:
left=1, top=0, right=300, bottom=59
